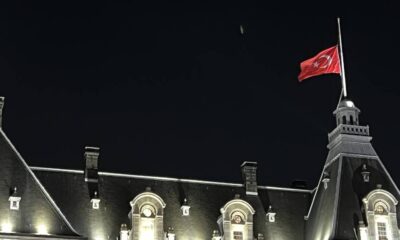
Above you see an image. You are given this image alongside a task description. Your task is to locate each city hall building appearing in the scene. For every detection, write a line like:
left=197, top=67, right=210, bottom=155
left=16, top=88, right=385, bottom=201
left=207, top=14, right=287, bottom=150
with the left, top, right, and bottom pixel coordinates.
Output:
left=0, top=96, right=399, bottom=240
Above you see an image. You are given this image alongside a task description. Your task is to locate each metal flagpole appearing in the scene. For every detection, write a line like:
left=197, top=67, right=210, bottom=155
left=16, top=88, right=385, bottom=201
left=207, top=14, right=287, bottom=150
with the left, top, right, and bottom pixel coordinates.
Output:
left=336, top=88, right=344, bottom=109
left=337, top=17, right=348, bottom=97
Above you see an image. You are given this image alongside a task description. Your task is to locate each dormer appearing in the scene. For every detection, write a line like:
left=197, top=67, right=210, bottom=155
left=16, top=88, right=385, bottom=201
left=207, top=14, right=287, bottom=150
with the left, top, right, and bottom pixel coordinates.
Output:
left=8, top=186, right=21, bottom=210
left=181, top=198, right=190, bottom=216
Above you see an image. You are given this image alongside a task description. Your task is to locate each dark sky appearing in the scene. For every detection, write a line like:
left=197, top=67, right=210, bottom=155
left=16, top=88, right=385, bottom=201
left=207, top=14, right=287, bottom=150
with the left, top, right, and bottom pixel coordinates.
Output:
left=1, top=1, right=400, bottom=187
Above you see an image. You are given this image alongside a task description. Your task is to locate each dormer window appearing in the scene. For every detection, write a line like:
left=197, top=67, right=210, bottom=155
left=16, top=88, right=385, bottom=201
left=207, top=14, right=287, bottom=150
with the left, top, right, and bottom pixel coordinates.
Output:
left=231, top=211, right=245, bottom=240
left=220, top=198, right=255, bottom=240
left=130, top=191, right=166, bottom=240
left=181, top=205, right=190, bottom=216
left=322, top=172, right=330, bottom=190
left=181, top=198, right=190, bottom=216
left=231, top=212, right=245, bottom=224
left=375, top=202, right=388, bottom=215
left=266, top=205, right=276, bottom=223
left=361, top=164, right=370, bottom=183
left=360, top=189, right=398, bottom=240
left=91, top=198, right=100, bottom=209
left=9, top=187, right=21, bottom=210
left=9, top=197, right=21, bottom=210
left=91, top=191, right=100, bottom=209
left=377, top=222, right=388, bottom=240
left=139, top=205, right=156, bottom=240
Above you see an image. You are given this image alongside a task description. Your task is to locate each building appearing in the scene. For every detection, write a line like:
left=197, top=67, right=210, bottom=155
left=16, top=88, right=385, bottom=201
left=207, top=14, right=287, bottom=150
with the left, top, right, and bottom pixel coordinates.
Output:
left=0, top=95, right=399, bottom=240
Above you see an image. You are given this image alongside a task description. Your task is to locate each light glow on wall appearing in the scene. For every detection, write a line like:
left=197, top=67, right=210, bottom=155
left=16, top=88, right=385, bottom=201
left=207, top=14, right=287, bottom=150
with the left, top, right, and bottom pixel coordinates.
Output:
left=139, top=218, right=154, bottom=240
left=36, top=224, right=49, bottom=235
left=1, top=222, right=13, bottom=233
left=359, top=226, right=368, bottom=240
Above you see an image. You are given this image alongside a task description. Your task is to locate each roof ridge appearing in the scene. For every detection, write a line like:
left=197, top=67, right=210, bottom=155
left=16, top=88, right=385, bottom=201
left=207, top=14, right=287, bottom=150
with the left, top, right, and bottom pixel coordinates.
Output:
left=31, top=166, right=314, bottom=193
left=0, top=129, right=82, bottom=237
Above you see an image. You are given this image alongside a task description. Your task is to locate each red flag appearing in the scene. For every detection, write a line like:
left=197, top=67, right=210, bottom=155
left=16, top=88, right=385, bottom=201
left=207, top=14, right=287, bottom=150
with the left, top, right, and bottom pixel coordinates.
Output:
left=298, top=45, right=341, bottom=82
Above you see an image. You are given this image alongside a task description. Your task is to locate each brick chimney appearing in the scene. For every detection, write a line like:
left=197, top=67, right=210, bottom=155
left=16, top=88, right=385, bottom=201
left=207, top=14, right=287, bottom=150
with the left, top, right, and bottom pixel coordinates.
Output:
left=84, top=146, right=100, bottom=183
left=241, top=161, right=258, bottom=195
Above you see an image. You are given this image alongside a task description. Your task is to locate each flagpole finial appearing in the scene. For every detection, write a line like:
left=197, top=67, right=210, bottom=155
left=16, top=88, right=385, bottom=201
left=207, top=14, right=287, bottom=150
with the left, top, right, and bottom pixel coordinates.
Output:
left=337, top=17, right=348, bottom=97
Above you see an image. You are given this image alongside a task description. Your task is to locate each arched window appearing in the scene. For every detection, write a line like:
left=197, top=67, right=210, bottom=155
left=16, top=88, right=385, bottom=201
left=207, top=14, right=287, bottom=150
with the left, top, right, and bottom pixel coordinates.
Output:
left=360, top=189, right=400, bottom=240
left=219, top=198, right=255, bottom=240
left=231, top=211, right=245, bottom=240
left=350, top=115, right=354, bottom=125
left=139, top=205, right=156, bottom=240
left=130, top=190, right=166, bottom=240
left=342, top=116, right=347, bottom=124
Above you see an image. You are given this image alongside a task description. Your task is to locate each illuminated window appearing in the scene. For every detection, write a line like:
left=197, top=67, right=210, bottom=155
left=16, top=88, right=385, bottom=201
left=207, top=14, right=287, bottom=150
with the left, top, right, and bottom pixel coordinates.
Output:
left=91, top=198, right=100, bottom=209
left=9, top=196, right=21, bottom=210
left=361, top=190, right=398, bottom=240
left=233, top=231, right=243, bottom=240
left=130, top=191, right=166, bottom=240
left=139, top=205, right=156, bottom=240
left=140, top=218, right=154, bottom=240
left=377, top=222, right=387, bottom=240
left=181, top=198, right=190, bottom=216
left=231, top=212, right=245, bottom=240
left=375, top=202, right=388, bottom=215
left=231, top=212, right=245, bottom=224
left=220, top=199, right=255, bottom=240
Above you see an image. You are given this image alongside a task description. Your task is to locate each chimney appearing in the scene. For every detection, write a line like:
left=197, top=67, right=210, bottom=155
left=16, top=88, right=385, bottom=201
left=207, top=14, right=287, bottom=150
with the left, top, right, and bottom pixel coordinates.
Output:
left=84, top=146, right=100, bottom=183
left=241, top=161, right=258, bottom=195
left=0, top=97, right=4, bottom=128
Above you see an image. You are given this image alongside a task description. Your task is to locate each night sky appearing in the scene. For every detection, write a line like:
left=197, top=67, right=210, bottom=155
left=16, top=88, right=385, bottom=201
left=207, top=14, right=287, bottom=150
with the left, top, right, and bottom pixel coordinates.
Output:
left=2, top=1, right=400, bottom=187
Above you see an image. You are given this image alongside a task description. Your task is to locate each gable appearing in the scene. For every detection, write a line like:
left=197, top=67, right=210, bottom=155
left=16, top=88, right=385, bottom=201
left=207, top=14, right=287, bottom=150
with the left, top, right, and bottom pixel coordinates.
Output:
left=0, top=129, right=82, bottom=238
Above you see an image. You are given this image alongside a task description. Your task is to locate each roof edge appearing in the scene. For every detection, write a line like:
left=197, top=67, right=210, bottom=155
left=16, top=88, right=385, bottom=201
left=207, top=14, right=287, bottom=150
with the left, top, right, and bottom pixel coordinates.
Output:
left=0, top=129, right=81, bottom=236
left=0, top=232, right=86, bottom=240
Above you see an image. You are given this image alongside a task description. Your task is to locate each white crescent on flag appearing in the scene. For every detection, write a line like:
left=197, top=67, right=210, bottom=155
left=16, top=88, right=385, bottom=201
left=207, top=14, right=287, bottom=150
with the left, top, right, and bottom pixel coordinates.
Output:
left=312, top=54, right=333, bottom=69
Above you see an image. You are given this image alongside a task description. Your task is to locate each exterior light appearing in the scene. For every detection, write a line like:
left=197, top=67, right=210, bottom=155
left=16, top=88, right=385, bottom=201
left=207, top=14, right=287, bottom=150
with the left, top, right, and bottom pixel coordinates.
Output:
left=358, top=221, right=368, bottom=240
left=212, top=230, right=222, bottom=240
left=36, top=224, right=49, bottom=235
left=167, top=227, right=175, bottom=240
left=1, top=222, right=13, bottom=233
left=120, top=224, right=129, bottom=240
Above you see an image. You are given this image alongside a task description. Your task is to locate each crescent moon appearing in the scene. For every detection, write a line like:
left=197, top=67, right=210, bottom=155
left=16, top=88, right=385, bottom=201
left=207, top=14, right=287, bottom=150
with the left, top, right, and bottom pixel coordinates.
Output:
left=318, top=54, right=333, bottom=68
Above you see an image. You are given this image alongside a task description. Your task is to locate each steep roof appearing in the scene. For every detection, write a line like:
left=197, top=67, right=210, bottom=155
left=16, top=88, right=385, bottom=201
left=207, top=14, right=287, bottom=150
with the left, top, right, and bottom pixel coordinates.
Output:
left=0, top=129, right=82, bottom=238
left=32, top=167, right=312, bottom=240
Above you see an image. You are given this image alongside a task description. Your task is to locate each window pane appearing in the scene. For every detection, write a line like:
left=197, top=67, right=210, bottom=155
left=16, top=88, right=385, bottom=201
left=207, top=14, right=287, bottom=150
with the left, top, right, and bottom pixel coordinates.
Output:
left=233, top=231, right=243, bottom=240
left=377, top=222, right=387, bottom=240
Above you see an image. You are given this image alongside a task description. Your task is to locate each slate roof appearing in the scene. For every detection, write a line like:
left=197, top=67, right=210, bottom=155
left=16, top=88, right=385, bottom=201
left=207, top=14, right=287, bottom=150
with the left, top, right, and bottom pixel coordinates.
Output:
left=0, top=129, right=82, bottom=239
left=32, top=167, right=312, bottom=240
left=3, top=97, right=398, bottom=240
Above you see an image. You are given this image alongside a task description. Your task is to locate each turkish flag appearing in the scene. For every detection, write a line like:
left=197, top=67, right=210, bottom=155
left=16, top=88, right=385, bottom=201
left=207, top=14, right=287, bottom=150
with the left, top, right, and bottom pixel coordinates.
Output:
left=298, top=45, right=341, bottom=82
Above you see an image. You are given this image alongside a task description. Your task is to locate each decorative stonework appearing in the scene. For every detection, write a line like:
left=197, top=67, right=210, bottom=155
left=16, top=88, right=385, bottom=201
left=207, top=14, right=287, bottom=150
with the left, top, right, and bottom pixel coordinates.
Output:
left=361, top=189, right=400, bottom=240
left=220, top=198, right=255, bottom=240
left=130, top=190, right=166, bottom=240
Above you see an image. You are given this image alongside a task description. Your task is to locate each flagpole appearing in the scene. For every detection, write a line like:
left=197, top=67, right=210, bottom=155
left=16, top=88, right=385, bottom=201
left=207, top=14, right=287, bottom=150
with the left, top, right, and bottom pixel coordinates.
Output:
left=337, top=17, right=348, bottom=97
